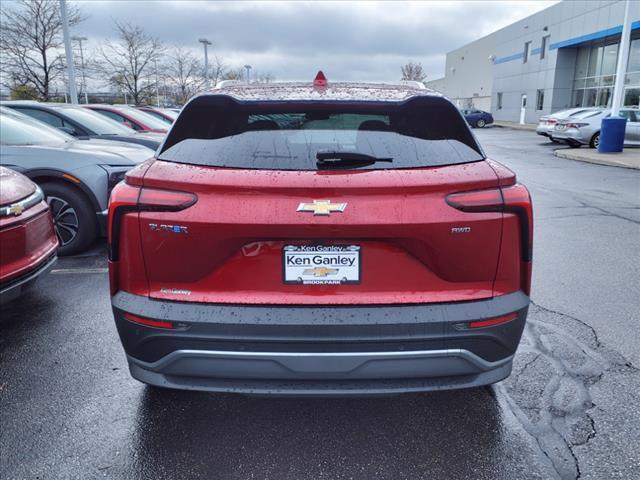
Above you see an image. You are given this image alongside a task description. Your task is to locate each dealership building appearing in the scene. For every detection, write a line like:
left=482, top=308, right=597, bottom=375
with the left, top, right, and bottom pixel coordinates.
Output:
left=426, top=0, right=640, bottom=123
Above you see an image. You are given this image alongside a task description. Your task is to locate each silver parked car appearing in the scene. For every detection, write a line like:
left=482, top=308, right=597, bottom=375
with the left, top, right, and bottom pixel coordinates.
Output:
left=0, top=107, right=152, bottom=255
left=551, top=108, right=640, bottom=148
left=2, top=101, right=163, bottom=150
left=536, top=108, right=592, bottom=140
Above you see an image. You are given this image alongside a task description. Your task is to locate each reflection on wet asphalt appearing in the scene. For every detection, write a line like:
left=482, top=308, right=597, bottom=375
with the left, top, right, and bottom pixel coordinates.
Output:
left=2, top=130, right=639, bottom=479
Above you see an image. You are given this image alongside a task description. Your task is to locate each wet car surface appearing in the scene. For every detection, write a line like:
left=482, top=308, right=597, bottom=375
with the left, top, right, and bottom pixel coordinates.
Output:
left=1, top=129, right=639, bottom=480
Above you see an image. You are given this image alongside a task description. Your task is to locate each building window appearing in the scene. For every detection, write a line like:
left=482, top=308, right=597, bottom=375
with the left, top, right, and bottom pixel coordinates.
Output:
left=523, top=41, right=531, bottom=63
left=570, top=36, right=640, bottom=108
left=540, top=36, right=549, bottom=59
left=536, top=89, right=545, bottom=110
left=497, top=92, right=503, bottom=110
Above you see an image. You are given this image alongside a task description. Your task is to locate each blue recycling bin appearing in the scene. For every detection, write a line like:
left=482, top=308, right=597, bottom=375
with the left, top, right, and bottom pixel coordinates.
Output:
left=598, top=117, right=626, bottom=153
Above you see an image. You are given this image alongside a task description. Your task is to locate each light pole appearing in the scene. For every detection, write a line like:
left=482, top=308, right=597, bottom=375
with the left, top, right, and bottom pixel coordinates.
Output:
left=59, top=0, right=78, bottom=104
left=611, top=0, right=632, bottom=117
left=154, top=58, right=161, bottom=107
left=72, top=36, right=88, bottom=104
left=198, top=38, right=212, bottom=89
left=598, top=0, right=632, bottom=152
left=244, top=64, right=252, bottom=84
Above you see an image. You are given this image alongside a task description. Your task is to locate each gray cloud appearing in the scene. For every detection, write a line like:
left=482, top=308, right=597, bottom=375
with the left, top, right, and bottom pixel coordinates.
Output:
left=72, top=0, right=558, bottom=81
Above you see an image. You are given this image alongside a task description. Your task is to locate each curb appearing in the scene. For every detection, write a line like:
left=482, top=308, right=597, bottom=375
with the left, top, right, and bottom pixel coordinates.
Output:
left=493, top=122, right=537, bottom=132
left=554, top=149, right=640, bottom=170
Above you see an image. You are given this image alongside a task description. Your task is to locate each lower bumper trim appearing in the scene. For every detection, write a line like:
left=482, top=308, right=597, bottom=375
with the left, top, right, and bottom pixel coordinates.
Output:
left=127, top=348, right=514, bottom=395
left=0, top=254, right=57, bottom=305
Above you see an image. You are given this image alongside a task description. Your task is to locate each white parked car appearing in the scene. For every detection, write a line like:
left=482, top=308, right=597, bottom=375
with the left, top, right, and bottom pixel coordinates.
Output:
left=536, top=108, right=592, bottom=141
left=550, top=108, right=640, bottom=148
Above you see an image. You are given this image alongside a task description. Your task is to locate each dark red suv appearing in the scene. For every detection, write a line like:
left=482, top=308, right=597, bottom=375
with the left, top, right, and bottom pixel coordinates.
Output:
left=109, top=76, right=533, bottom=395
left=1, top=167, right=58, bottom=304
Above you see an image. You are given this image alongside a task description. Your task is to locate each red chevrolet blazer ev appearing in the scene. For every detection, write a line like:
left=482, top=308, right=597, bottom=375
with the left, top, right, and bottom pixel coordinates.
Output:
left=109, top=75, right=533, bottom=395
left=0, top=167, right=58, bottom=304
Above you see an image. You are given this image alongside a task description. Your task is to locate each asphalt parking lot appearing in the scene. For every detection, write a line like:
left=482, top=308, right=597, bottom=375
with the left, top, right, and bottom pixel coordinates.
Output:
left=1, top=128, right=639, bottom=480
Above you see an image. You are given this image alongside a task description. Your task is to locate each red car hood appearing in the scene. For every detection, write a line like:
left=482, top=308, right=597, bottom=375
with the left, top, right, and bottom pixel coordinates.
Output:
left=0, top=167, right=36, bottom=206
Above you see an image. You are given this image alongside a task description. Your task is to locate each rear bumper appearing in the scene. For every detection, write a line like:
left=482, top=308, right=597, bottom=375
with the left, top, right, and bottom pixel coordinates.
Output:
left=0, top=254, right=57, bottom=305
left=550, top=130, right=588, bottom=144
left=112, top=291, right=529, bottom=395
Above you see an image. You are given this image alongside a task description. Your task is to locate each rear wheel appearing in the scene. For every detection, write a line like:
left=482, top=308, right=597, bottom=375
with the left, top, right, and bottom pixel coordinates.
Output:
left=41, top=182, right=97, bottom=256
left=590, top=132, right=600, bottom=149
left=476, top=119, right=486, bottom=128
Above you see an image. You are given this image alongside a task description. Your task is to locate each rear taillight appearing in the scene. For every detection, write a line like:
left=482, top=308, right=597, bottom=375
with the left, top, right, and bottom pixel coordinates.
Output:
left=565, top=122, right=588, bottom=128
left=547, top=118, right=557, bottom=125
left=446, top=184, right=533, bottom=294
left=108, top=181, right=197, bottom=261
left=446, top=184, right=532, bottom=262
left=445, top=188, right=503, bottom=212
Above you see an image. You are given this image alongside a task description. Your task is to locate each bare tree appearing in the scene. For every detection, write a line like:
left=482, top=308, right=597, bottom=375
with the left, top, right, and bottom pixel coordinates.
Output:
left=254, top=72, right=276, bottom=84
left=94, top=22, right=163, bottom=105
left=221, top=67, right=245, bottom=81
left=209, top=55, right=227, bottom=87
left=164, top=47, right=201, bottom=104
left=0, top=0, right=84, bottom=100
left=400, top=61, right=426, bottom=82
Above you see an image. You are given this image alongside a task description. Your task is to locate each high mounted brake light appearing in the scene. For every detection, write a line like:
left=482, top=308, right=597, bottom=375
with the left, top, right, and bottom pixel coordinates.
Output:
left=313, top=70, right=328, bottom=88
left=108, top=181, right=197, bottom=262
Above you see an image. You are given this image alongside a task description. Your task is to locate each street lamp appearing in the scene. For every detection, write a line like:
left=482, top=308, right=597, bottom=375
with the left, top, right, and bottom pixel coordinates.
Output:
left=154, top=58, right=161, bottom=107
left=59, top=0, right=78, bottom=104
left=244, top=64, right=252, bottom=84
left=71, top=36, right=88, bottom=104
left=198, top=38, right=212, bottom=89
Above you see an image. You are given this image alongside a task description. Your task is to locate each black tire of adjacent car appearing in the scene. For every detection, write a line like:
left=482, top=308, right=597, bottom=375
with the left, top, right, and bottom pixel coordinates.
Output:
left=41, top=182, right=98, bottom=256
left=590, top=132, right=600, bottom=149
left=476, top=119, right=486, bottom=128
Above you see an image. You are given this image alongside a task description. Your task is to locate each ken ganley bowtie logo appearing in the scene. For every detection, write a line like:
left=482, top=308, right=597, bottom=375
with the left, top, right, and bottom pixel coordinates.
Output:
left=296, top=200, right=347, bottom=216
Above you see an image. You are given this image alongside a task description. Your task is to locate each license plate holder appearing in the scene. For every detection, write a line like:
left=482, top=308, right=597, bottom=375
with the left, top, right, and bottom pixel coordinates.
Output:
left=283, top=245, right=361, bottom=285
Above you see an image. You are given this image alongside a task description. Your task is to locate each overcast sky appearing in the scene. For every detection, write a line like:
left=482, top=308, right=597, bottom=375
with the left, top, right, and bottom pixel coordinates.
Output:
left=73, top=0, right=559, bottom=82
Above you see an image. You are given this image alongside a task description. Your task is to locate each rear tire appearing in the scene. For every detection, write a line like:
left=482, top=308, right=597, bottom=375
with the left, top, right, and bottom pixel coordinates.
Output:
left=476, top=119, right=486, bottom=128
left=41, top=182, right=97, bottom=256
left=590, top=132, right=600, bottom=149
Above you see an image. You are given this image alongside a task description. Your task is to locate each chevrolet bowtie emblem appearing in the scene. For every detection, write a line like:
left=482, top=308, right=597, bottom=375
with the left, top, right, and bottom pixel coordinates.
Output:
left=297, top=200, right=347, bottom=216
left=8, top=204, right=24, bottom=216
left=303, top=267, right=338, bottom=277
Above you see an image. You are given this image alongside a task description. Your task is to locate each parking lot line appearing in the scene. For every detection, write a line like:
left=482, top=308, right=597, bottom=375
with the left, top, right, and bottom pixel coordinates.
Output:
left=50, top=267, right=108, bottom=274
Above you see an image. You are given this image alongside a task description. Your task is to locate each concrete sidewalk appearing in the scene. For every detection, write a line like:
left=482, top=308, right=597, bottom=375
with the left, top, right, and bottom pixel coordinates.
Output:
left=554, top=147, right=640, bottom=169
left=493, top=120, right=537, bottom=131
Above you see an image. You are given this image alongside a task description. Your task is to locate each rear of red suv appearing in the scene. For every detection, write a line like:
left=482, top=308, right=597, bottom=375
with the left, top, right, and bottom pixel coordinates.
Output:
left=109, top=79, right=532, bottom=395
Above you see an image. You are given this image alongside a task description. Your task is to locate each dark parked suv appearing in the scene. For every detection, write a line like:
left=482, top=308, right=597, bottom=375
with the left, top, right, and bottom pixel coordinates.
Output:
left=109, top=74, right=533, bottom=395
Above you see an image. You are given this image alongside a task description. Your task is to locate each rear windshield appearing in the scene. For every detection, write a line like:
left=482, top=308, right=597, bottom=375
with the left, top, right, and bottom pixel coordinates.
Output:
left=571, top=110, right=603, bottom=120
left=159, top=95, right=484, bottom=170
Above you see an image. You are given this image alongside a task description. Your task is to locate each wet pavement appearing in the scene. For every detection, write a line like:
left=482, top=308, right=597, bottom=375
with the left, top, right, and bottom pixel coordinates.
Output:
left=1, top=129, right=639, bottom=479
